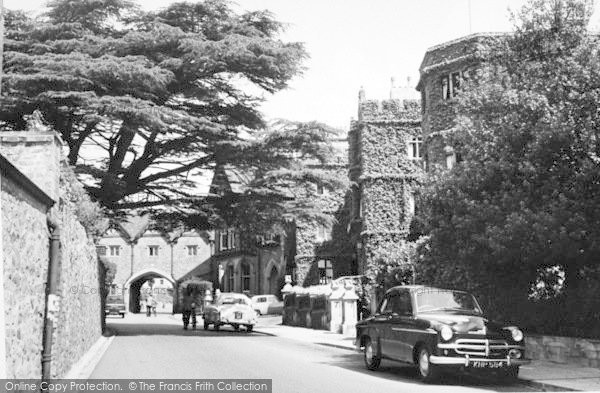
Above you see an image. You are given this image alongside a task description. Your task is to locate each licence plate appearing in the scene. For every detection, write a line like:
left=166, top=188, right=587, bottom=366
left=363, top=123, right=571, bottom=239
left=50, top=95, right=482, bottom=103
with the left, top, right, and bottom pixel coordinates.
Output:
left=235, top=312, right=242, bottom=319
left=471, top=361, right=504, bottom=368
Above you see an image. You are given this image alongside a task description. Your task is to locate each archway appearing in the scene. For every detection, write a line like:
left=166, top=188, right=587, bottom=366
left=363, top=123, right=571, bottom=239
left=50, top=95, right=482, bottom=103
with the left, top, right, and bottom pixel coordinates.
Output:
left=268, top=265, right=279, bottom=295
left=124, top=269, right=176, bottom=314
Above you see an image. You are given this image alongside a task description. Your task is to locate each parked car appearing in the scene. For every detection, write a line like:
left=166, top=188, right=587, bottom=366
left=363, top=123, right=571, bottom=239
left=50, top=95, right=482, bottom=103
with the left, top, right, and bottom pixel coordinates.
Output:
left=105, top=294, right=125, bottom=318
left=251, top=294, right=283, bottom=315
left=203, top=292, right=257, bottom=332
left=355, top=285, right=530, bottom=383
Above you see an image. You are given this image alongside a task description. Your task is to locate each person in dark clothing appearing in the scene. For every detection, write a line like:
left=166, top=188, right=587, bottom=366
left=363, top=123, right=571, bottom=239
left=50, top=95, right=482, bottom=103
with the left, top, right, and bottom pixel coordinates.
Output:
left=182, top=288, right=196, bottom=330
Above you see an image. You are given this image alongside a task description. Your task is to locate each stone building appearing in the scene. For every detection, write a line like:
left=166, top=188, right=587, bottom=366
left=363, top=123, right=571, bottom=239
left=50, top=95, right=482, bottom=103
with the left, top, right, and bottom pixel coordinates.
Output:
left=0, top=127, right=102, bottom=378
left=289, top=137, right=353, bottom=287
left=348, top=83, right=423, bottom=281
left=97, top=216, right=212, bottom=313
left=207, top=166, right=286, bottom=296
left=416, top=33, right=507, bottom=170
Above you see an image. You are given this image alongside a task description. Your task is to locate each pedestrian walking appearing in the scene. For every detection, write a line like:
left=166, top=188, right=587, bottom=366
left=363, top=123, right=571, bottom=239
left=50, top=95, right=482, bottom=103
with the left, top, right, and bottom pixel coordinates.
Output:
left=152, top=297, right=157, bottom=316
left=182, top=288, right=197, bottom=330
left=146, top=294, right=154, bottom=317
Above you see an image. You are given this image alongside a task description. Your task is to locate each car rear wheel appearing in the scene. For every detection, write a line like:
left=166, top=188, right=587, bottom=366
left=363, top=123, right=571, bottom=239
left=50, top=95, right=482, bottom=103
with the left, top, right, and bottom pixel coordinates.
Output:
left=233, top=324, right=240, bottom=331
left=417, top=346, right=441, bottom=383
left=363, top=339, right=381, bottom=371
left=246, top=325, right=254, bottom=332
left=214, top=323, right=220, bottom=331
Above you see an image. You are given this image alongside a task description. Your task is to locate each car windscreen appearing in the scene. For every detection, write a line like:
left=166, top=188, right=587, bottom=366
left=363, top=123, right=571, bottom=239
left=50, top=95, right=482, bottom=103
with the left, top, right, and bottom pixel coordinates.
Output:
left=415, top=289, right=482, bottom=314
left=218, top=297, right=248, bottom=305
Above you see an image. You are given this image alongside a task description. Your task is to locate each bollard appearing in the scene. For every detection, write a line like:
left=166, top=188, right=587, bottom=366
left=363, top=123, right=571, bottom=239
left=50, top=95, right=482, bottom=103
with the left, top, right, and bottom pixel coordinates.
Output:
left=328, top=281, right=344, bottom=333
left=342, top=281, right=359, bottom=337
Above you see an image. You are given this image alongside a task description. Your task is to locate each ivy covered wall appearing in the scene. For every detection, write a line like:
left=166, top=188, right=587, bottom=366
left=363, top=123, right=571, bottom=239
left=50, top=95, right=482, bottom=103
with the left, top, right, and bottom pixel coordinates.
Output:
left=349, top=95, right=423, bottom=296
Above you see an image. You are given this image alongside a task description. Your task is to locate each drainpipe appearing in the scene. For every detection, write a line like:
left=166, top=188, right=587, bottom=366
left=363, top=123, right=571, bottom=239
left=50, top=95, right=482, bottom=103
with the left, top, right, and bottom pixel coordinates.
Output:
left=42, top=215, right=61, bottom=384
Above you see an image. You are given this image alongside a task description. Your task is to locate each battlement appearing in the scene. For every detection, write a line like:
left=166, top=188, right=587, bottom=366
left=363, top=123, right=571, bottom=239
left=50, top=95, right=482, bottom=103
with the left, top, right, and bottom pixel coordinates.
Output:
left=358, top=98, right=421, bottom=124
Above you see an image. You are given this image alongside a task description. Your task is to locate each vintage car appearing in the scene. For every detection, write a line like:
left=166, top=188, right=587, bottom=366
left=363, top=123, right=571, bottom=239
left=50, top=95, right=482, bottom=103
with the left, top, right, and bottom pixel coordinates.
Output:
left=251, top=294, right=283, bottom=315
left=355, top=285, right=530, bottom=382
left=105, top=294, right=125, bottom=318
left=203, top=292, right=257, bottom=332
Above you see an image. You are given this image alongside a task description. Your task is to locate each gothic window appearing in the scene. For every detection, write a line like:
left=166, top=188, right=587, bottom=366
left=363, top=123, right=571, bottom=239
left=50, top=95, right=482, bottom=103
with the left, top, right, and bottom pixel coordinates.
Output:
left=226, top=265, right=234, bottom=291
left=451, top=72, right=461, bottom=97
left=318, top=259, right=333, bottom=284
left=241, top=263, right=251, bottom=292
left=219, top=230, right=229, bottom=251
left=441, top=72, right=462, bottom=100
left=407, top=192, right=416, bottom=217
left=109, top=246, right=120, bottom=256
left=407, top=136, right=423, bottom=160
left=149, top=246, right=159, bottom=257
left=316, top=224, right=331, bottom=242
left=228, top=229, right=236, bottom=249
left=441, top=75, right=450, bottom=100
left=187, top=245, right=198, bottom=256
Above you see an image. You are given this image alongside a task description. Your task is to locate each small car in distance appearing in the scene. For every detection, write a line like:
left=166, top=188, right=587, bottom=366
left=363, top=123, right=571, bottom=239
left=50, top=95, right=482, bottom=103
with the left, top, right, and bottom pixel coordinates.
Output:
left=203, top=292, right=257, bottom=332
left=251, top=294, right=283, bottom=315
left=355, top=285, right=530, bottom=383
left=105, top=294, right=126, bottom=318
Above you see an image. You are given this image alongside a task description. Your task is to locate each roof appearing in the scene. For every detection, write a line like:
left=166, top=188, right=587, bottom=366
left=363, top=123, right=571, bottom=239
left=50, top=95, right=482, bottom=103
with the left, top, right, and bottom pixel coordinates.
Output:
left=416, top=32, right=509, bottom=90
left=118, top=215, right=151, bottom=241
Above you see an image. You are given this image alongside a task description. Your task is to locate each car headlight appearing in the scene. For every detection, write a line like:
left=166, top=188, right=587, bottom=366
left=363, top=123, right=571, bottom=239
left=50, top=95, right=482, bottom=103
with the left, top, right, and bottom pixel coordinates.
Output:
left=440, top=325, right=453, bottom=341
left=511, top=328, right=524, bottom=342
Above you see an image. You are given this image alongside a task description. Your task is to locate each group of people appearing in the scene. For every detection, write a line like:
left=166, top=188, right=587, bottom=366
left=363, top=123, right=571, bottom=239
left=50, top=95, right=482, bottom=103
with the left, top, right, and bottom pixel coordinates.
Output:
left=144, top=295, right=158, bottom=317
left=182, top=288, right=197, bottom=330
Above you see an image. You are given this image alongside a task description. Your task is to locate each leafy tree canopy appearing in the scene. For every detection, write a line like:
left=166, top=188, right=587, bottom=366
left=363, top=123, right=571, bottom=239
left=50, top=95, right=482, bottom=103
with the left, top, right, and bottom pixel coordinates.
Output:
left=416, top=0, right=600, bottom=323
left=1, top=0, right=344, bottom=229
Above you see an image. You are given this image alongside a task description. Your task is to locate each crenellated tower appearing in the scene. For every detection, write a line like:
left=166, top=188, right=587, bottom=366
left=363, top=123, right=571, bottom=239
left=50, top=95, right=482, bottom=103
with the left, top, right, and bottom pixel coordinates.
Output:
left=348, top=85, right=423, bottom=284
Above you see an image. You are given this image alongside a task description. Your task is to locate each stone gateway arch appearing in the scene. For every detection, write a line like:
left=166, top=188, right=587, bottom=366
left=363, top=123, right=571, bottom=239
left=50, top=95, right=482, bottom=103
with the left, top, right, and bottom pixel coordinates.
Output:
left=97, top=216, right=213, bottom=313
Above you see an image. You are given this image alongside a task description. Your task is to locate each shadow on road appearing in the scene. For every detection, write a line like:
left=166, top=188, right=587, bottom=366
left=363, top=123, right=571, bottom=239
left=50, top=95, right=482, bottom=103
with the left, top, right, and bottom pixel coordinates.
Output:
left=326, top=353, right=541, bottom=392
left=107, top=321, right=275, bottom=338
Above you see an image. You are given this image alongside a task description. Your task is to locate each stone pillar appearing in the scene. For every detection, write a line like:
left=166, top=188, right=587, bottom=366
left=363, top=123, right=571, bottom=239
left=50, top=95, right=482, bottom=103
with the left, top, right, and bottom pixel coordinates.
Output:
left=342, top=282, right=358, bottom=337
left=328, top=282, right=344, bottom=333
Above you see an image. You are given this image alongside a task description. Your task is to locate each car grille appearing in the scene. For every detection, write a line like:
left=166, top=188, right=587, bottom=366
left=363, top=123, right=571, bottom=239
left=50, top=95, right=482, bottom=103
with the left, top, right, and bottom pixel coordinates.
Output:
left=453, top=339, right=509, bottom=358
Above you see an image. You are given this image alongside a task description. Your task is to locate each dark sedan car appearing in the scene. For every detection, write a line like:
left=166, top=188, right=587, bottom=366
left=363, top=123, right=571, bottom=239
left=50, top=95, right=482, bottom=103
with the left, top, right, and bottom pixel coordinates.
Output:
left=355, top=285, right=530, bottom=382
left=105, top=295, right=125, bottom=318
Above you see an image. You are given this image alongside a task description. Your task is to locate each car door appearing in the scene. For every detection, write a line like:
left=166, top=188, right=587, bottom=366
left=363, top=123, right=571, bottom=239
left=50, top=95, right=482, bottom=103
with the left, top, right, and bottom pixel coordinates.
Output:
left=387, top=289, right=417, bottom=363
left=375, top=294, right=395, bottom=359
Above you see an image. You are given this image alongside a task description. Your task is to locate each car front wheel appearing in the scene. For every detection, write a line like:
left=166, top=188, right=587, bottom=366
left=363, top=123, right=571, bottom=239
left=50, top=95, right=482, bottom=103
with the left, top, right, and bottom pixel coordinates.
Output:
left=417, top=346, right=441, bottom=383
left=246, top=325, right=254, bottom=332
left=499, top=366, right=519, bottom=383
left=363, top=339, right=381, bottom=371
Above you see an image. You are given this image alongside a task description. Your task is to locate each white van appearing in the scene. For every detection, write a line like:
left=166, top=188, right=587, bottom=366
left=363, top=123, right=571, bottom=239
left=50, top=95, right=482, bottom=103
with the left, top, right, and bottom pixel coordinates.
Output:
left=251, top=294, right=283, bottom=315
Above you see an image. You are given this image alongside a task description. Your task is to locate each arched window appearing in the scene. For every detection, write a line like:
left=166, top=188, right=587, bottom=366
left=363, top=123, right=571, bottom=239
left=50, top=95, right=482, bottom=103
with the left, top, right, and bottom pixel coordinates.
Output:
left=226, top=265, right=234, bottom=291
left=241, top=263, right=251, bottom=292
left=268, top=266, right=279, bottom=294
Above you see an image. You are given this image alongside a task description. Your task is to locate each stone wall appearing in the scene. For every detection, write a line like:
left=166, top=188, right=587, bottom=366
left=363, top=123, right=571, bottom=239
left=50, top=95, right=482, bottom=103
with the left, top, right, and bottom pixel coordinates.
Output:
left=0, top=130, right=103, bottom=378
left=526, top=335, right=600, bottom=368
left=51, top=164, right=102, bottom=378
left=1, top=172, right=50, bottom=378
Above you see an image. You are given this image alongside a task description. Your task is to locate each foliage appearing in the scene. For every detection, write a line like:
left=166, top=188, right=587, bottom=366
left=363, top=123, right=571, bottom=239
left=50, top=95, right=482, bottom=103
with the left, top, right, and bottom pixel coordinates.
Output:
left=59, top=163, right=106, bottom=239
left=1, top=0, right=337, bottom=228
left=416, top=0, right=600, bottom=334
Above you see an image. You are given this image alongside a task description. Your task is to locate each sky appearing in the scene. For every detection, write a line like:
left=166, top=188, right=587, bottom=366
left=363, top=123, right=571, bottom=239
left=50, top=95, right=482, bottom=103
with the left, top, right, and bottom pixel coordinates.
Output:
left=5, top=0, right=600, bottom=131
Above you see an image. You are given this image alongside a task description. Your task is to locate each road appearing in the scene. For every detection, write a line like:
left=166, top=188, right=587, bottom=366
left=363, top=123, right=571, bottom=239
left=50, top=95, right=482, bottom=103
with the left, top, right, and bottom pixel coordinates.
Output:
left=91, top=313, right=543, bottom=393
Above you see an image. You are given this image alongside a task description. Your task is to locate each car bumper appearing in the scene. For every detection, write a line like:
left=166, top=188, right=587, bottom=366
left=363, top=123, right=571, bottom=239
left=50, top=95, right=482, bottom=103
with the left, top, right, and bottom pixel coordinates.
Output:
left=430, top=355, right=531, bottom=367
